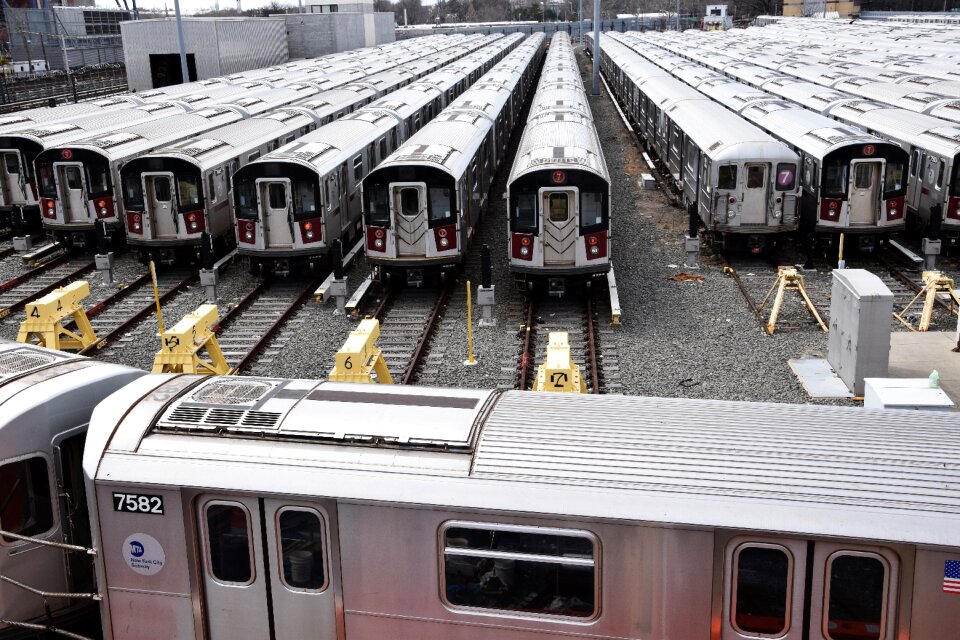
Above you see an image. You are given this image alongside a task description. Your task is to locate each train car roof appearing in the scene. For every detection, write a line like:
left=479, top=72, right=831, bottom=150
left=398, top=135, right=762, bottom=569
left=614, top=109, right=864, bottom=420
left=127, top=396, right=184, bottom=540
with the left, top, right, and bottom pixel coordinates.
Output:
left=88, top=376, right=960, bottom=548
left=824, top=101, right=960, bottom=157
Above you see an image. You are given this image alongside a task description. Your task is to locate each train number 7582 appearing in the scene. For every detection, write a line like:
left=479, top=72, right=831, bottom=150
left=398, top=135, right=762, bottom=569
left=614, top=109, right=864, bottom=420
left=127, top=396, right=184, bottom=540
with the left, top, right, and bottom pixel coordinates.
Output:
left=112, top=492, right=164, bottom=515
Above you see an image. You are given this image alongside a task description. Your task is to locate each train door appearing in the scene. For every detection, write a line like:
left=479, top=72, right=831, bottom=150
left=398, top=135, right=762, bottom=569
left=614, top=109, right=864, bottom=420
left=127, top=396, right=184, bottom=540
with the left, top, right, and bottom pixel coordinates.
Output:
left=53, top=162, right=87, bottom=223
left=907, top=149, right=923, bottom=211
left=197, top=496, right=343, bottom=640
left=849, top=161, right=882, bottom=225
left=540, top=187, right=578, bottom=265
left=143, top=172, right=178, bottom=239
left=720, top=535, right=902, bottom=640
left=258, top=178, right=294, bottom=248
left=0, top=152, right=26, bottom=207
left=742, top=164, right=768, bottom=225
left=390, top=182, right=427, bottom=256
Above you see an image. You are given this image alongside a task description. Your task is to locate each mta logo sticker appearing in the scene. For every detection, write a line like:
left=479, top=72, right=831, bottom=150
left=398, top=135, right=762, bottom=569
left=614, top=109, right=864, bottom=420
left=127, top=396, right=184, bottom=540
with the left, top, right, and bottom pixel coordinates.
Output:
left=122, top=533, right=165, bottom=576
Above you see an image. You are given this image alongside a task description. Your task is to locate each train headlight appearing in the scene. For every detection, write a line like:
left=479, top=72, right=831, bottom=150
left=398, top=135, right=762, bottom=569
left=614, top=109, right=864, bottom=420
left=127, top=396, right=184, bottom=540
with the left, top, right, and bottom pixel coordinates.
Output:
left=772, top=209, right=781, bottom=219
left=727, top=210, right=736, bottom=220
left=589, top=245, right=599, bottom=256
left=99, top=207, right=108, bottom=216
left=439, top=236, right=449, bottom=248
left=306, top=231, right=314, bottom=240
left=520, top=245, right=530, bottom=257
left=245, top=231, right=254, bottom=241
left=375, top=238, right=384, bottom=249
left=890, top=208, right=897, bottom=217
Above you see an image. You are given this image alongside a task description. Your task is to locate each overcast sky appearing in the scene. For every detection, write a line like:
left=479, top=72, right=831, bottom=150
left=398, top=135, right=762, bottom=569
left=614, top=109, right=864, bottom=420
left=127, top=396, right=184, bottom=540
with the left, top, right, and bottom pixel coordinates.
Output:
left=94, top=0, right=429, bottom=13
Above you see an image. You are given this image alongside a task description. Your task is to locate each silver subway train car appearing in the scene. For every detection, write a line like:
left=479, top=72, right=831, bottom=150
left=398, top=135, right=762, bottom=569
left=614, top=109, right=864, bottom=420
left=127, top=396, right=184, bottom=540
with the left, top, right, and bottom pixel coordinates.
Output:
left=362, top=34, right=545, bottom=285
left=507, top=32, right=610, bottom=294
left=84, top=375, right=960, bottom=639
left=0, top=341, right=142, bottom=635
left=231, top=34, right=524, bottom=275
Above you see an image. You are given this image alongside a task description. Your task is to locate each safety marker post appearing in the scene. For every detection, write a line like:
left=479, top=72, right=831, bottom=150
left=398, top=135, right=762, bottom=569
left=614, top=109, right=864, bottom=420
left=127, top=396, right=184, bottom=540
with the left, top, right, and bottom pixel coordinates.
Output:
left=151, top=304, right=229, bottom=375
left=329, top=318, right=393, bottom=383
left=760, top=267, right=828, bottom=335
left=464, top=280, right=477, bottom=366
left=533, top=332, right=586, bottom=393
left=894, top=271, right=960, bottom=333
left=16, top=281, right=97, bottom=351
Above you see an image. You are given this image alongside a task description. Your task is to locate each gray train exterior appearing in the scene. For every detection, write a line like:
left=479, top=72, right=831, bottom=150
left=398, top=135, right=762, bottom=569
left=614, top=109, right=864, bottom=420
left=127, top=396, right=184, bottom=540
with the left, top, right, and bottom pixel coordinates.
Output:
left=231, top=34, right=524, bottom=274
left=116, top=36, right=492, bottom=263
left=595, top=34, right=800, bottom=249
left=507, top=33, right=611, bottom=292
left=85, top=375, right=960, bottom=639
left=362, top=34, right=545, bottom=283
left=0, top=342, right=143, bottom=634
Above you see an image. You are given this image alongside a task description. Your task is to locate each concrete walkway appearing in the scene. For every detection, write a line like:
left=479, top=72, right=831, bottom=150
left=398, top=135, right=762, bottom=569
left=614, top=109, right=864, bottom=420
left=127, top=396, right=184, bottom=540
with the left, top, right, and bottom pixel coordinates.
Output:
left=888, top=331, right=960, bottom=410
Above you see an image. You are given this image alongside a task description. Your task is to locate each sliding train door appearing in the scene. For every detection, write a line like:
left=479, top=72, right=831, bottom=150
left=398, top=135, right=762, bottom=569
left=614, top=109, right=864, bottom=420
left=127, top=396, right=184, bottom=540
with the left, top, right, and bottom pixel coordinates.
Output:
left=197, top=495, right=343, bottom=640
left=540, top=187, right=578, bottom=266
left=720, top=534, right=903, bottom=640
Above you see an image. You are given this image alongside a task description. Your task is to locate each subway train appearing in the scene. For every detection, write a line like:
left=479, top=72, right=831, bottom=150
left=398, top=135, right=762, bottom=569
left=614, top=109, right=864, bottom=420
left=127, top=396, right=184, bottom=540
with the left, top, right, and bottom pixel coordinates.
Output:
left=231, top=34, right=526, bottom=275
left=362, top=34, right=545, bottom=285
left=507, top=32, right=611, bottom=294
left=80, top=373, right=960, bottom=639
left=0, top=342, right=143, bottom=635
left=596, top=34, right=801, bottom=251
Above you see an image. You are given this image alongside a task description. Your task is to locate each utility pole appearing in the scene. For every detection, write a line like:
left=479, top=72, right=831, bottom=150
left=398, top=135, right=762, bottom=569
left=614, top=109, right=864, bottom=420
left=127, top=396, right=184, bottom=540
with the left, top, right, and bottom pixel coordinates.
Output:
left=173, top=0, right=190, bottom=85
left=591, top=0, right=599, bottom=95
left=579, top=0, right=582, bottom=43
left=676, top=0, right=680, bottom=31
left=60, top=34, right=78, bottom=103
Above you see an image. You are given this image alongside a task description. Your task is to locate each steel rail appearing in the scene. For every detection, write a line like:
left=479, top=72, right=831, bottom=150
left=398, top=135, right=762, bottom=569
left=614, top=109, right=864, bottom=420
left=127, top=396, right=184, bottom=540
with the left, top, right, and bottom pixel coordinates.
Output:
left=0, top=260, right=94, bottom=320
left=211, top=278, right=271, bottom=334
left=401, top=285, right=450, bottom=385
left=0, top=246, right=15, bottom=261
left=880, top=251, right=957, bottom=316
left=517, top=300, right=536, bottom=391
left=0, top=253, right=71, bottom=294
left=585, top=294, right=600, bottom=394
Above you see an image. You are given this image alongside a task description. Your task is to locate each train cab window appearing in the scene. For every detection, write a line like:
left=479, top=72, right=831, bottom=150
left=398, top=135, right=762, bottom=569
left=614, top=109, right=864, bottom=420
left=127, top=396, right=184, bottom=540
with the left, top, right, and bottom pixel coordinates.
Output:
left=952, top=163, right=960, bottom=195
left=732, top=544, right=791, bottom=636
left=775, top=164, right=797, bottom=191
left=854, top=164, right=874, bottom=189
left=123, top=173, right=145, bottom=208
left=747, top=166, right=766, bottom=189
left=4, top=154, right=18, bottom=174
left=718, top=165, right=737, bottom=190
left=513, top=193, right=536, bottom=232
left=428, top=187, right=452, bottom=224
left=268, top=183, right=287, bottom=210
left=825, top=553, right=888, bottom=640
left=293, top=181, right=318, bottom=217
left=884, top=162, right=905, bottom=193
left=549, top=193, right=569, bottom=222
left=64, top=166, right=83, bottom=191
left=823, top=163, right=849, bottom=198
left=400, top=188, right=420, bottom=216
left=353, top=155, right=363, bottom=182
left=365, top=186, right=390, bottom=225
left=277, top=508, right=326, bottom=591
left=153, top=177, right=171, bottom=202
left=38, top=163, right=56, bottom=197
left=580, top=192, right=603, bottom=228
left=234, top=180, right=258, bottom=218
left=0, top=457, right=53, bottom=543
left=178, top=174, right=201, bottom=208
left=87, top=164, right=109, bottom=194
left=205, top=503, right=253, bottom=584
left=441, top=522, right=597, bottom=619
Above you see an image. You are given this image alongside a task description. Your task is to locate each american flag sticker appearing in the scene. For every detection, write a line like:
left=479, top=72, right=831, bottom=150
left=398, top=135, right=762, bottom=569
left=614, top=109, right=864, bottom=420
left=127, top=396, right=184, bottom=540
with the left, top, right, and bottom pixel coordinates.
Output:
left=945, top=560, right=960, bottom=594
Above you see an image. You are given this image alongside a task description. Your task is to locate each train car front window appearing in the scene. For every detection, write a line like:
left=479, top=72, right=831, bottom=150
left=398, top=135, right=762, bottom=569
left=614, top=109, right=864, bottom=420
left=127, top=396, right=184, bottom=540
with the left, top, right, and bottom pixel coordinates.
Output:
left=854, top=164, right=873, bottom=189
left=365, top=186, right=390, bottom=226
left=883, top=162, right=905, bottom=194
left=441, top=522, right=597, bottom=619
left=952, top=162, right=960, bottom=196
left=86, top=163, right=109, bottom=195
left=293, top=180, right=319, bottom=219
left=825, top=553, right=887, bottom=640
left=234, top=181, right=258, bottom=219
left=733, top=545, right=791, bottom=636
left=268, top=183, right=287, bottom=210
left=513, top=193, right=536, bottom=233
left=4, top=154, right=18, bottom=174
left=0, top=457, right=53, bottom=543
left=400, top=188, right=420, bottom=217
left=65, top=167, right=83, bottom=191
left=775, top=164, right=796, bottom=191
left=177, top=174, right=201, bottom=209
left=153, top=177, right=171, bottom=203
left=428, top=187, right=452, bottom=224
left=278, top=509, right=326, bottom=591
left=822, top=163, right=849, bottom=198
left=580, top=192, right=603, bottom=228
left=123, top=173, right=144, bottom=208
left=549, top=193, right=569, bottom=222
left=718, top=165, right=737, bottom=190
left=205, top=503, right=253, bottom=584
left=37, top=163, right=56, bottom=197
left=747, top=166, right=765, bottom=189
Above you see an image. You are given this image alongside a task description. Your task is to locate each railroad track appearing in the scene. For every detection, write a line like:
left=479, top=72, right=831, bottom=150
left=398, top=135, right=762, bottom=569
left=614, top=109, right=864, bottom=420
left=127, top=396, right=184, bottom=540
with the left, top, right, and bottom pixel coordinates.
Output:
left=0, top=257, right=95, bottom=320
left=77, top=270, right=198, bottom=356
left=0, top=244, right=14, bottom=261
left=516, top=292, right=605, bottom=393
left=214, top=278, right=318, bottom=375
left=877, top=249, right=959, bottom=331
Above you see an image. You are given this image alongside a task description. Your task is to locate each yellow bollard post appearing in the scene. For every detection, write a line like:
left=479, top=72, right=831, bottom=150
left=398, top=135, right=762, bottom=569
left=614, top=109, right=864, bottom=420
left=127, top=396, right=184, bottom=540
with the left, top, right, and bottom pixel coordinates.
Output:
left=151, top=304, right=229, bottom=375
left=838, top=233, right=845, bottom=270
left=464, top=280, right=476, bottom=366
left=328, top=318, right=393, bottom=384
left=150, top=260, right=165, bottom=335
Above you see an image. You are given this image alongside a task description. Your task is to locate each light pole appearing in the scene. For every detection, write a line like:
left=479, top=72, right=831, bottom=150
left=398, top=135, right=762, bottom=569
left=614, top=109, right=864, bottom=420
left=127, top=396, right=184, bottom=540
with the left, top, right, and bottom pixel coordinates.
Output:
left=173, top=0, right=190, bottom=85
left=591, top=0, right=599, bottom=95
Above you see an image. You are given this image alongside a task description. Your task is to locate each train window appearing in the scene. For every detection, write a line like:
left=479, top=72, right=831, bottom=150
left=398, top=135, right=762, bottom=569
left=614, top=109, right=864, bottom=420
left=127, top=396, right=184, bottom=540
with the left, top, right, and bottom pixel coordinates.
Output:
left=824, top=552, right=888, bottom=640
left=178, top=174, right=201, bottom=208
left=0, top=457, right=53, bottom=543
left=400, top=188, right=420, bottom=216
left=910, top=150, right=920, bottom=176
left=513, top=193, right=536, bottom=233
left=86, top=164, right=109, bottom=194
left=123, top=173, right=145, bottom=208
left=205, top=503, right=253, bottom=584
left=153, top=177, right=171, bottom=203
left=248, top=152, right=260, bottom=163
left=440, top=522, right=597, bottom=619
left=428, top=187, right=452, bottom=224
left=268, top=183, right=287, bottom=210
left=822, top=163, right=849, bottom=198
left=936, top=161, right=945, bottom=191
left=580, top=193, right=603, bottom=228
left=64, top=166, right=83, bottom=191
left=718, top=165, right=737, bottom=190
left=277, top=508, right=326, bottom=591
left=884, top=162, right=905, bottom=193
left=365, top=186, right=390, bottom=225
left=293, top=180, right=318, bottom=216
left=4, top=154, right=18, bottom=174
left=952, top=164, right=960, bottom=195
left=775, top=164, right=796, bottom=191
left=208, top=173, right=216, bottom=203
left=353, top=155, right=363, bottom=182
left=38, top=164, right=56, bottom=197
left=378, top=138, right=387, bottom=161
left=747, top=166, right=766, bottom=189
left=854, top=164, right=874, bottom=189
left=234, top=180, right=258, bottom=218
left=732, top=544, right=791, bottom=636
left=549, top=193, right=569, bottom=222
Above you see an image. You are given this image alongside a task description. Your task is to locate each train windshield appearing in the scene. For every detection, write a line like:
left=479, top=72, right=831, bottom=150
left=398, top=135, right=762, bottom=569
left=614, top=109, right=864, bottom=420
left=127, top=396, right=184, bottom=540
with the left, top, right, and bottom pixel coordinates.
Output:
left=952, top=161, right=960, bottom=196
left=428, top=187, right=453, bottom=225
left=292, top=180, right=319, bottom=220
left=718, top=165, right=737, bottom=190
left=580, top=192, right=603, bottom=229
left=37, top=162, right=55, bottom=198
left=85, top=160, right=111, bottom=196
left=822, top=162, right=849, bottom=199
left=883, top=162, right=905, bottom=195
left=512, top=192, right=537, bottom=233
left=123, top=173, right=144, bottom=209
left=234, top=180, right=258, bottom=220
left=177, top=174, right=202, bottom=210
left=365, top=185, right=390, bottom=226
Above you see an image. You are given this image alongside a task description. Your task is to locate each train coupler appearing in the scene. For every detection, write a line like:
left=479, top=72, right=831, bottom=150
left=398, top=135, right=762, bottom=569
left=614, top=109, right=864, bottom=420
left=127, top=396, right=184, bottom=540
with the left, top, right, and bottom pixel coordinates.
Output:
left=533, top=332, right=586, bottom=393
left=548, top=278, right=566, bottom=298
left=151, top=303, right=229, bottom=375
left=16, top=281, right=98, bottom=352
left=406, top=269, right=424, bottom=288
left=328, top=318, right=393, bottom=384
